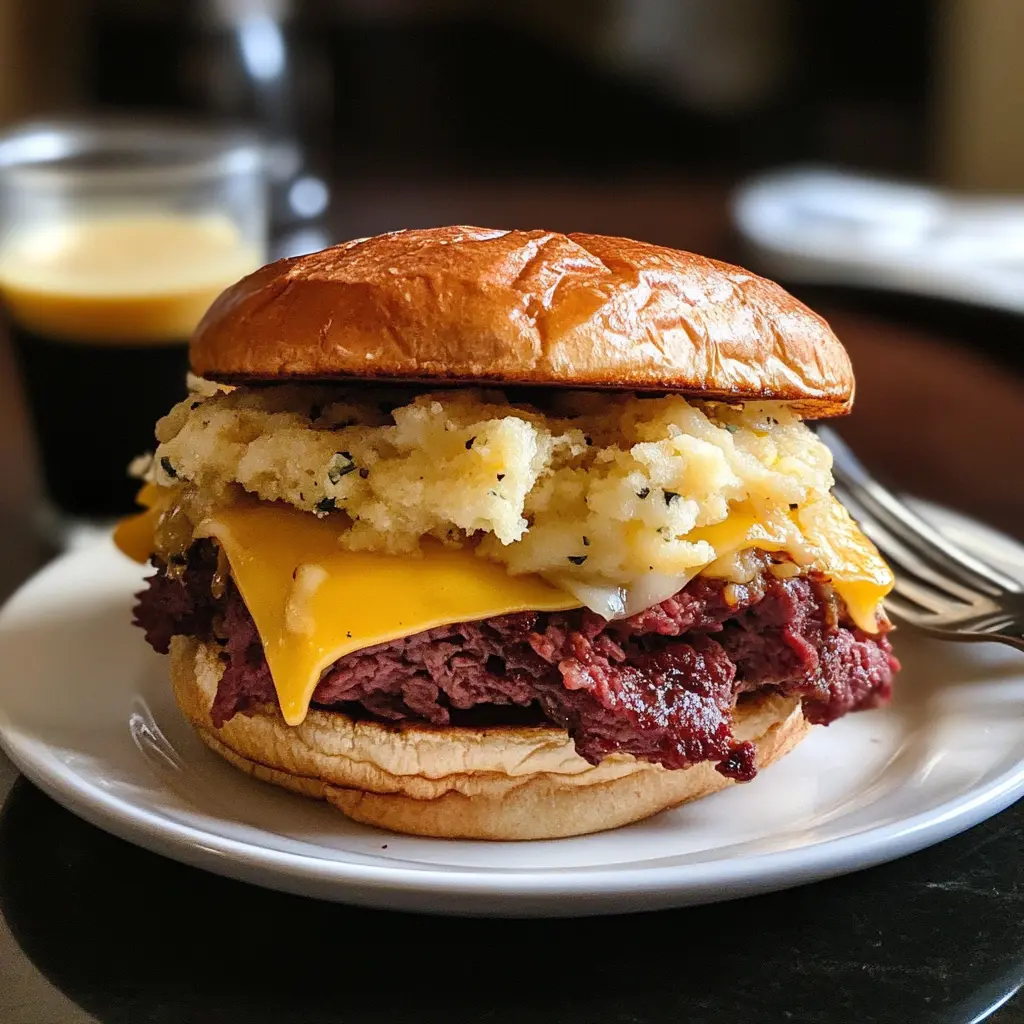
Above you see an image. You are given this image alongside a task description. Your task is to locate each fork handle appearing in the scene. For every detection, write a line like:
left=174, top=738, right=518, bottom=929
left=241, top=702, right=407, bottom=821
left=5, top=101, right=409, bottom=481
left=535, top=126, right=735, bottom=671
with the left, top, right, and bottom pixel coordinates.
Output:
left=986, top=628, right=1024, bottom=653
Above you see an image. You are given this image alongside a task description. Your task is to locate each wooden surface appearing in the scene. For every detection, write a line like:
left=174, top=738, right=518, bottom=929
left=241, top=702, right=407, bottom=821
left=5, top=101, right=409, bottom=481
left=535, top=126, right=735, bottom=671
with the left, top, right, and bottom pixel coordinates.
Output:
left=0, top=182, right=1021, bottom=604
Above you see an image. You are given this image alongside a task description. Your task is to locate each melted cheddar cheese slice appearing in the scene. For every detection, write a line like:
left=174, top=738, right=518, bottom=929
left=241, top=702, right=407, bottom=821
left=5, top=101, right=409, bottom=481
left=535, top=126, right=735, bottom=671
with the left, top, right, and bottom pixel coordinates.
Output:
left=197, top=504, right=581, bottom=725
left=115, top=490, right=892, bottom=727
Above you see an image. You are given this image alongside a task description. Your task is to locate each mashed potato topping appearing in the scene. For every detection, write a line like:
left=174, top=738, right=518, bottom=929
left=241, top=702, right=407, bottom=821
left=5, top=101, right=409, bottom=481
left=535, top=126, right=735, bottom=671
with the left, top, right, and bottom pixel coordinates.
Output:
left=143, top=382, right=891, bottom=622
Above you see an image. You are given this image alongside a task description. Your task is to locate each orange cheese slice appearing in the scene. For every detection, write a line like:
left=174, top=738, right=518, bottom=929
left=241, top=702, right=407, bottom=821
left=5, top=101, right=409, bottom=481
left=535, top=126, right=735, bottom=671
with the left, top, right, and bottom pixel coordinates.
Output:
left=196, top=504, right=580, bottom=726
left=114, top=493, right=892, bottom=725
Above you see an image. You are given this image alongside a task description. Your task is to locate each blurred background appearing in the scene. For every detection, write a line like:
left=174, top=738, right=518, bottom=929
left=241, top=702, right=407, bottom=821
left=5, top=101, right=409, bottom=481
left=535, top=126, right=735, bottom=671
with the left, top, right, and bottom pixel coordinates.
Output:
left=0, top=0, right=1021, bottom=589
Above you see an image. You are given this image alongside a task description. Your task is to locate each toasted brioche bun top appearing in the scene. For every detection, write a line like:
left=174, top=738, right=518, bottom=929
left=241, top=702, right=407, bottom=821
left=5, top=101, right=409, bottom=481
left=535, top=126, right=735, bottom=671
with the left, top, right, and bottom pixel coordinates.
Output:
left=190, top=226, right=854, bottom=417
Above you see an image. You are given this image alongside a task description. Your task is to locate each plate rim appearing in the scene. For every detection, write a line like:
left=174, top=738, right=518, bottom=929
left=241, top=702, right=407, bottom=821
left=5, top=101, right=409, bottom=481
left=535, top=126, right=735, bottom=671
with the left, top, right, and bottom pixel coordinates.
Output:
left=1, top=498, right=1023, bottom=910
left=6, top=723, right=1024, bottom=899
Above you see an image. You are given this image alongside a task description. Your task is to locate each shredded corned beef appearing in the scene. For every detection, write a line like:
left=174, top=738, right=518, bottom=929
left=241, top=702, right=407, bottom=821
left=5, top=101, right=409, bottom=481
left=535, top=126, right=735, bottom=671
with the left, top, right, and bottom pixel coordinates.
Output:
left=134, top=541, right=899, bottom=781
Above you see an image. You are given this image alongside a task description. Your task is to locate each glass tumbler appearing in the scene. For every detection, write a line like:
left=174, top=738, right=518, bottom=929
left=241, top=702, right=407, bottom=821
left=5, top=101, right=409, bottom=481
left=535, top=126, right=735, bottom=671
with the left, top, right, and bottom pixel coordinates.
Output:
left=0, top=119, right=267, bottom=531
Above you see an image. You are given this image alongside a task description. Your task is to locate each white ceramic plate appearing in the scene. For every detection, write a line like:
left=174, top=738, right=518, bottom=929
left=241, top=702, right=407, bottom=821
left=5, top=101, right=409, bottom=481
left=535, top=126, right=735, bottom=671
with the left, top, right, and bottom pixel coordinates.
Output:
left=731, top=166, right=1024, bottom=314
left=0, top=501, right=1022, bottom=917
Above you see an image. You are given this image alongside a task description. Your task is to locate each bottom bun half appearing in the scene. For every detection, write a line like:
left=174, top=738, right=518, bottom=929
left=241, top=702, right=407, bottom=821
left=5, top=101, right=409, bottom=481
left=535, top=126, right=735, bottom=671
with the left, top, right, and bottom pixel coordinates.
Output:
left=170, top=636, right=810, bottom=840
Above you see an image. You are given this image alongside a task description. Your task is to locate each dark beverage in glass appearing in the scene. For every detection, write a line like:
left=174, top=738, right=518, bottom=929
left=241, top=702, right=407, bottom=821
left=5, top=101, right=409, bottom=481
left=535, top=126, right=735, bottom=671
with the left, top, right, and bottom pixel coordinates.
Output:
left=8, top=323, right=190, bottom=518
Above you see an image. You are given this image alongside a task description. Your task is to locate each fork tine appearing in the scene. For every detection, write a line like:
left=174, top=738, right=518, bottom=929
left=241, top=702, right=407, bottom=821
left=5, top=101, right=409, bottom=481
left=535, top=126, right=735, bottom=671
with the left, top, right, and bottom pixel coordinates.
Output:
left=882, top=590, right=935, bottom=624
left=844, top=479, right=1018, bottom=597
left=886, top=594, right=1021, bottom=641
left=891, top=575, right=974, bottom=616
left=882, top=587, right=975, bottom=628
left=819, top=427, right=1022, bottom=596
left=833, top=483, right=996, bottom=607
left=953, top=611, right=1020, bottom=634
left=824, top=427, right=1022, bottom=595
left=835, top=476, right=1018, bottom=596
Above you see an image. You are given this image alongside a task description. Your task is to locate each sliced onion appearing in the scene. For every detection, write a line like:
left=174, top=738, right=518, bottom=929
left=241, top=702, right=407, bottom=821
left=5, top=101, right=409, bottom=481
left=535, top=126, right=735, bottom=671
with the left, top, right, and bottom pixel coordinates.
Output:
left=551, top=570, right=701, bottom=621
left=552, top=576, right=627, bottom=620
left=621, top=571, right=696, bottom=617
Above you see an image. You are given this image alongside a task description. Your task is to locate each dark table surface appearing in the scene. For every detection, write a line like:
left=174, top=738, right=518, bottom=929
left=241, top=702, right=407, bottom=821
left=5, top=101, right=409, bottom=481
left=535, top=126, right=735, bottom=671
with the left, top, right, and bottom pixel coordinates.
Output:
left=0, top=182, right=1022, bottom=1024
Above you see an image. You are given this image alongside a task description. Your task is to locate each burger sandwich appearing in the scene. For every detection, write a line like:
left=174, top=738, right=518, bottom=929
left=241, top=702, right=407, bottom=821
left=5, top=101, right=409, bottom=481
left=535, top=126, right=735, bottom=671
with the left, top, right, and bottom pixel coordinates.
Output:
left=115, top=226, right=900, bottom=840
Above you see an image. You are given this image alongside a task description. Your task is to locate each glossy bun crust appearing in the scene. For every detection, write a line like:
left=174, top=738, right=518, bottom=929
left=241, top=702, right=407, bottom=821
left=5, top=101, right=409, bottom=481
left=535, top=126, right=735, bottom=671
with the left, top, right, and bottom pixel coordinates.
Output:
left=171, top=637, right=811, bottom=841
left=191, top=226, right=854, bottom=417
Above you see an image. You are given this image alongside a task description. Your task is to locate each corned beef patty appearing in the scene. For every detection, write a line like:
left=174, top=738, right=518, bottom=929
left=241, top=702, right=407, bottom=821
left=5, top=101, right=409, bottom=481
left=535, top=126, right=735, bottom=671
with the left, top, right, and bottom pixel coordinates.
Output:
left=134, top=542, right=898, bottom=782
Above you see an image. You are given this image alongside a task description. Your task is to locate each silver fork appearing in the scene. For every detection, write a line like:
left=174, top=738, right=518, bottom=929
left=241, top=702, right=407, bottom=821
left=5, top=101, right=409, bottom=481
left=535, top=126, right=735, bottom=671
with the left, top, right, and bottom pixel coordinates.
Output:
left=817, top=426, right=1024, bottom=652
